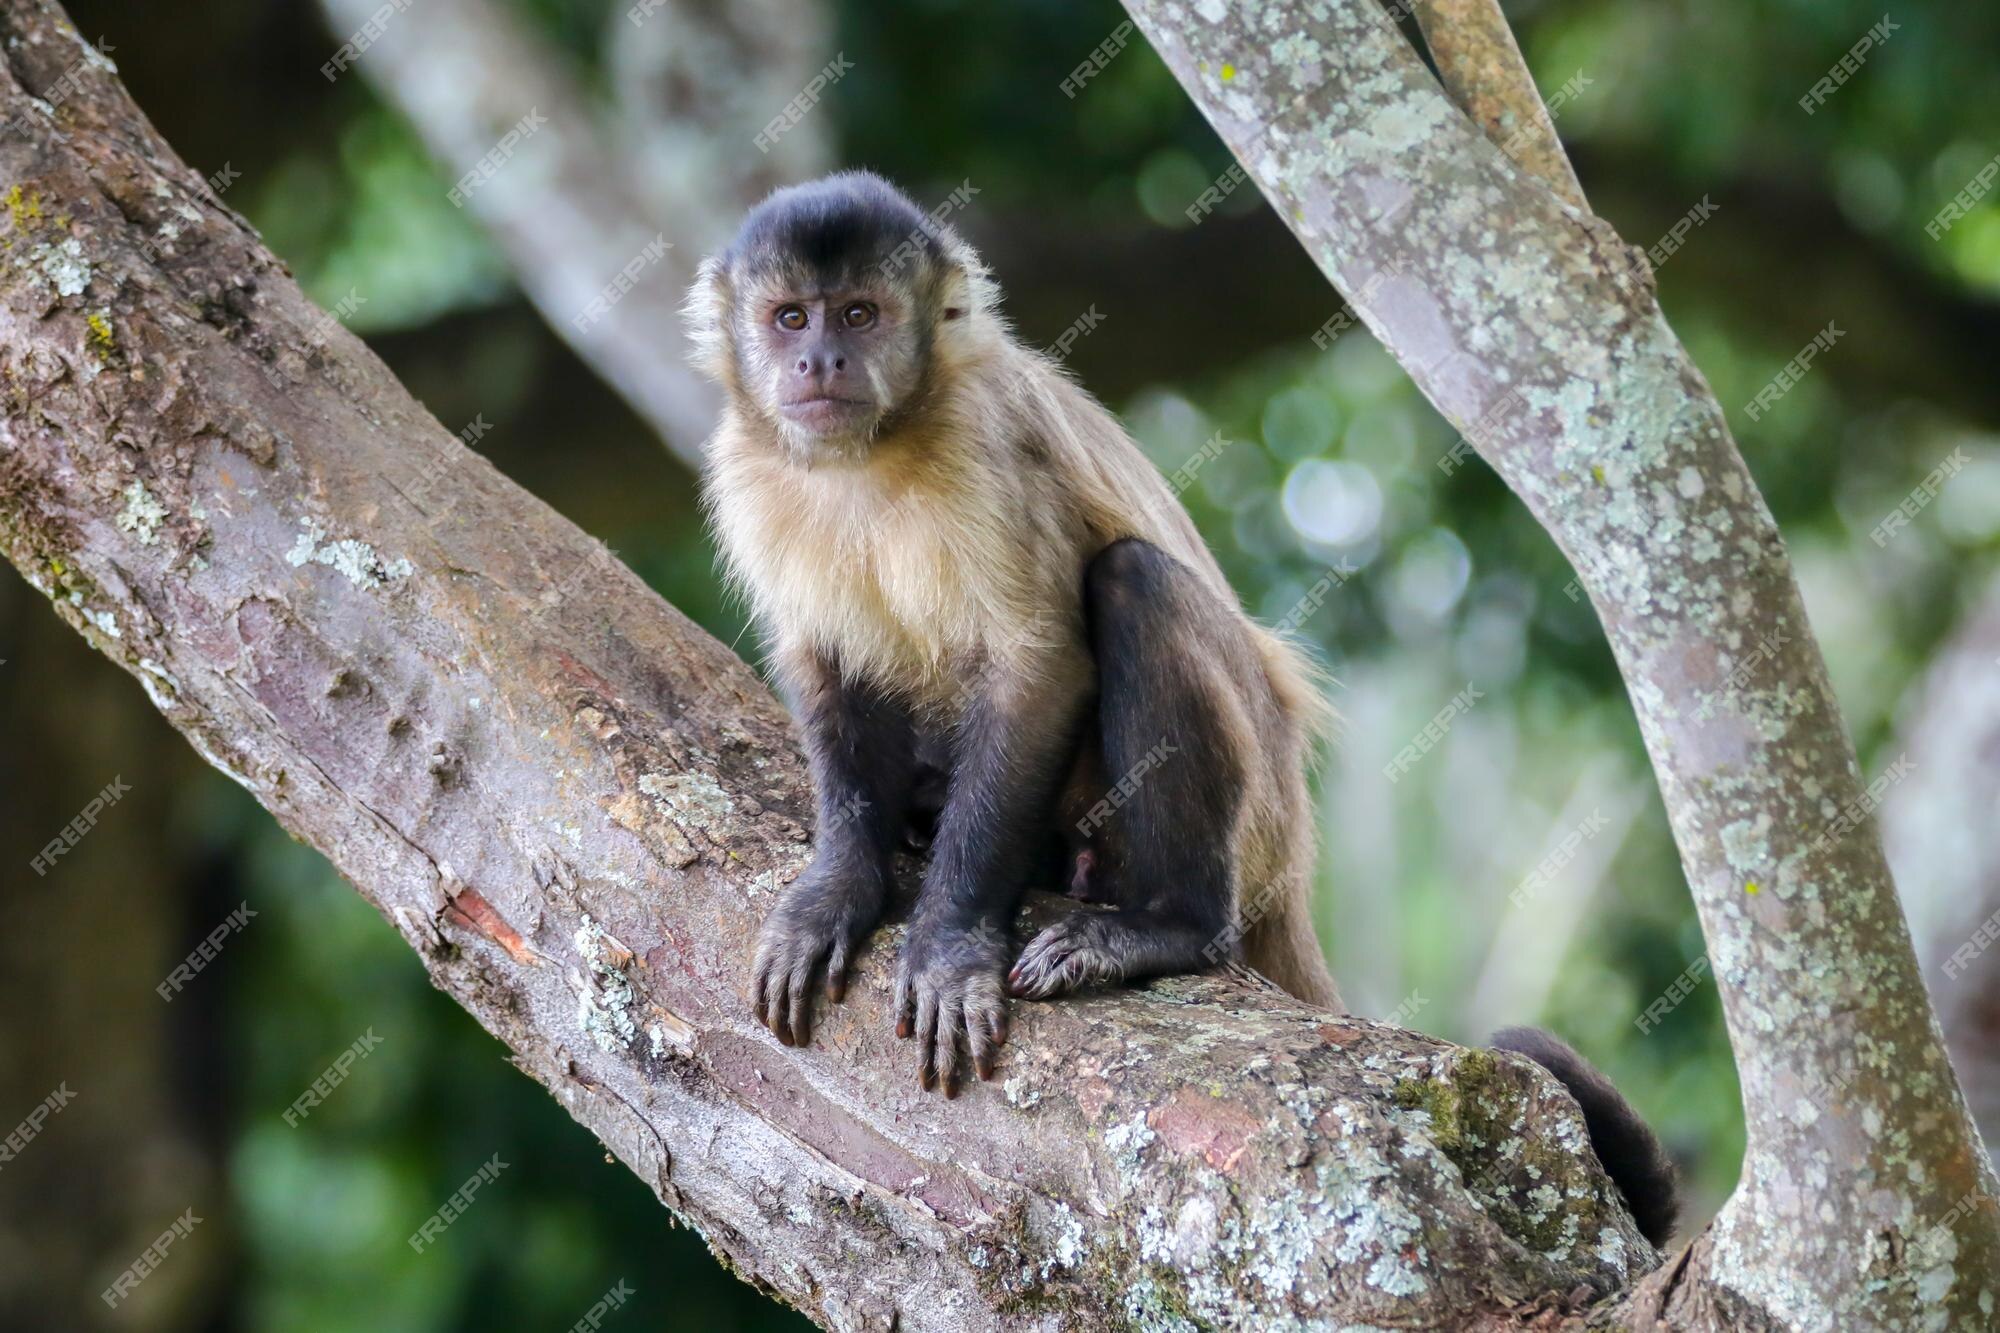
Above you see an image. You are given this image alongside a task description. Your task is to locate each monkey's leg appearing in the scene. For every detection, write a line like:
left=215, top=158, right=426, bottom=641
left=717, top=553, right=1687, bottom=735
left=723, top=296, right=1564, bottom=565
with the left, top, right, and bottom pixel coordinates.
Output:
left=1009, top=538, right=1244, bottom=1001
left=752, top=652, right=917, bottom=1047
left=894, top=656, right=1091, bottom=1095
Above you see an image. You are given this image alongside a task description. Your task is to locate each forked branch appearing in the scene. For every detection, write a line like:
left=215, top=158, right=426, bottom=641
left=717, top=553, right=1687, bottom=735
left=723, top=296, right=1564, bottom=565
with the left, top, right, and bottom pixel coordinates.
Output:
left=1117, top=0, right=2000, bottom=1325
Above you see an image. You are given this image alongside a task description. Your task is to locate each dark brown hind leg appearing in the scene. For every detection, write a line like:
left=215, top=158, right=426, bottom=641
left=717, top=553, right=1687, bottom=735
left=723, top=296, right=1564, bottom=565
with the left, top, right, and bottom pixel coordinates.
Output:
left=1009, top=538, right=1246, bottom=1000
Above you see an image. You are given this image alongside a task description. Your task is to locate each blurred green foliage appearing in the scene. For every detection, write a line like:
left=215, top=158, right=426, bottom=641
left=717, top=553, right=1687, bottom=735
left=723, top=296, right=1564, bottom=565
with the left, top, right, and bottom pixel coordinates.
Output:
left=55, top=0, right=2000, bottom=1325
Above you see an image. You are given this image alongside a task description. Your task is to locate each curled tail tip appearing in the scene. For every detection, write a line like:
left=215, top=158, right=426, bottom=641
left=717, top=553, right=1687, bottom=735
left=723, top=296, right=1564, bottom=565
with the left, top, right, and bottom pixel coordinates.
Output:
left=1490, top=1026, right=1682, bottom=1248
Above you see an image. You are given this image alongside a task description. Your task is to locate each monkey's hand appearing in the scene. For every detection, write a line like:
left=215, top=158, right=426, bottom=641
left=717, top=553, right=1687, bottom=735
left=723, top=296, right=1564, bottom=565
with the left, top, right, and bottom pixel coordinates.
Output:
left=893, top=917, right=1010, bottom=1097
left=751, top=860, right=890, bottom=1047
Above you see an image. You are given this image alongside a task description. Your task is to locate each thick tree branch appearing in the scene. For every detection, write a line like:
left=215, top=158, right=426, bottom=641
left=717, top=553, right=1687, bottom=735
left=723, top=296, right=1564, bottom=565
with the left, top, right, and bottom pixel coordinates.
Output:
left=0, top=2, right=1666, bottom=1327
left=1116, top=0, right=2000, bottom=1326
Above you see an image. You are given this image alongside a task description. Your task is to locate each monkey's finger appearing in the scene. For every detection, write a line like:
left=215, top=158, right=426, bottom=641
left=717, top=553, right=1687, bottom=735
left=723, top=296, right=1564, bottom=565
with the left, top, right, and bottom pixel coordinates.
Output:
left=968, top=1007, right=999, bottom=1082
left=755, top=951, right=784, bottom=1036
left=893, top=971, right=914, bottom=1039
left=751, top=956, right=772, bottom=1027
left=940, top=1001, right=968, bottom=1099
left=915, top=988, right=942, bottom=1091
left=825, top=938, right=851, bottom=1003
left=1006, top=935, right=1051, bottom=999
left=1007, top=948, right=1045, bottom=1000
left=767, top=970, right=796, bottom=1045
left=754, top=941, right=791, bottom=1022
left=787, top=955, right=818, bottom=1047
left=1016, top=967, right=1062, bottom=1002
left=1010, top=927, right=1080, bottom=1001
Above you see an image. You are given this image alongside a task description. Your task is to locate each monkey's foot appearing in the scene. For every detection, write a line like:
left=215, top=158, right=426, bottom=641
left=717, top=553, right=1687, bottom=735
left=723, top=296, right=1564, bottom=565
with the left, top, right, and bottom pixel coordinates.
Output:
left=893, top=919, right=1010, bottom=1097
left=1007, top=913, right=1132, bottom=1001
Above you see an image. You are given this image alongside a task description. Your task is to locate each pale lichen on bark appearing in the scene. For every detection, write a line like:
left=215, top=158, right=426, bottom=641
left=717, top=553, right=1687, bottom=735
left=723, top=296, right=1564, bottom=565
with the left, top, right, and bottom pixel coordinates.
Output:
left=1118, top=0, right=2000, bottom=1326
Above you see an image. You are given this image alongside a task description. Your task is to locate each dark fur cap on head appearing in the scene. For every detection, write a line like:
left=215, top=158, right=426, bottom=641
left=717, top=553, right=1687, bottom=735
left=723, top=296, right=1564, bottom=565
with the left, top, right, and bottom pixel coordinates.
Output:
left=684, top=170, right=997, bottom=391
left=725, top=170, right=955, bottom=284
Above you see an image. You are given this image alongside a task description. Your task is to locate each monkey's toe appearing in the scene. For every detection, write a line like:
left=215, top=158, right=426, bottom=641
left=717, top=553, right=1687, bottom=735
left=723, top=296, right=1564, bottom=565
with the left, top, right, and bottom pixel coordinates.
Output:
left=1008, top=917, right=1118, bottom=1000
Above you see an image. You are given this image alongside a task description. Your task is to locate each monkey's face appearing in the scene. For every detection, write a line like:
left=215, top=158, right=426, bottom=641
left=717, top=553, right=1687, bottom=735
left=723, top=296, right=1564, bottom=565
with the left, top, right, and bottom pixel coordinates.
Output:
left=690, top=173, right=992, bottom=467
left=737, top=273, right=927, bottom=464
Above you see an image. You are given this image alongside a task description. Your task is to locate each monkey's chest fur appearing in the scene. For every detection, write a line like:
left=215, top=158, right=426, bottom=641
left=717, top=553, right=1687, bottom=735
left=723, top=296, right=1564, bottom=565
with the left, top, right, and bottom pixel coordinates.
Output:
left=712, top=453, right=1069, bottom=708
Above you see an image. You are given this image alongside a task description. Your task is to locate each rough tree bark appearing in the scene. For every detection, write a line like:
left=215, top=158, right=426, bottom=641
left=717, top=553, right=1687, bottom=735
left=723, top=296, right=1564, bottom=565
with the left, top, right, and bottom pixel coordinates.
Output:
left=1, top=3, right=1672, bottom=1329
left=1409, top=0, right=1587, bottom=211
left=314, top=0, right=835, bottom=468
left=1116, top=0, right=2000, bottom=1328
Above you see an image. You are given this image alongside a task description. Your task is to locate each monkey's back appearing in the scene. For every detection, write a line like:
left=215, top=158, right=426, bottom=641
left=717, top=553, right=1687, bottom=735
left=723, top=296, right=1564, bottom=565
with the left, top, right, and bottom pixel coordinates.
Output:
left=1007, top=345, right=1332, bottom=735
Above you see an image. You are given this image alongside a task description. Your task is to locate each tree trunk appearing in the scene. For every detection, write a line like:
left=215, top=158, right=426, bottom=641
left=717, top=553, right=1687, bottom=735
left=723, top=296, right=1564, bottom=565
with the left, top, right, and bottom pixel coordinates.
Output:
left=1114, top=1, right=2000, bottom=1327
left=0, top=2, right=1673, bottom=1327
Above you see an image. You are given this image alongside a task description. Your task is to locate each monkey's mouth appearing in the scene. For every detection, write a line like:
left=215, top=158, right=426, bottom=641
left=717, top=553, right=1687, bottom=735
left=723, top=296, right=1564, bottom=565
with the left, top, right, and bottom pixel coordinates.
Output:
left=779, top=395, right=875, bottom=433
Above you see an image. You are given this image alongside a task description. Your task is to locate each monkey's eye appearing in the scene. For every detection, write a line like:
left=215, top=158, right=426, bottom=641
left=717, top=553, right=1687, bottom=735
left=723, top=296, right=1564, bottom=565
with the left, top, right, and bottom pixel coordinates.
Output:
left=775, top=304, right=808, bottom=331
left=841, top=302, right=877, bottom=330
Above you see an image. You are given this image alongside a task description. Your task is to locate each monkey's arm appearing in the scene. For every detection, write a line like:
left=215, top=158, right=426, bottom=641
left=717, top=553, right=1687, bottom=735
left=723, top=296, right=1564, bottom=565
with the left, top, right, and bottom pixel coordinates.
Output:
left=895, top=652, right=1091, bottom=1094
left=752, top=647, right=917, bottom=1045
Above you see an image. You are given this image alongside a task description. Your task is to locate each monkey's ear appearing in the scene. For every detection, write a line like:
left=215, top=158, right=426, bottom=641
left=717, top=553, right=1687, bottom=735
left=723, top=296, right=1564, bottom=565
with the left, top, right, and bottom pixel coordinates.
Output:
left=682, top=254, right=735, bottom=384
left=930, top=243, right=1003, bottom=342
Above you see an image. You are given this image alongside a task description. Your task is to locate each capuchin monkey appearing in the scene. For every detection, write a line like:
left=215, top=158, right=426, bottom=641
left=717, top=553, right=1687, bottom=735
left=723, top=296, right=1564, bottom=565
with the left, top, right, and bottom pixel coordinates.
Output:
left=686, top=172, right=1678, bottom=1246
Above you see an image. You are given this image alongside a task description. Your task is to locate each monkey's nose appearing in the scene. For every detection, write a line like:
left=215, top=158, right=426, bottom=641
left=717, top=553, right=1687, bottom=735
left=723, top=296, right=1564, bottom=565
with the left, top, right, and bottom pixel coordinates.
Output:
left=795, top=354, right=847, bottom=376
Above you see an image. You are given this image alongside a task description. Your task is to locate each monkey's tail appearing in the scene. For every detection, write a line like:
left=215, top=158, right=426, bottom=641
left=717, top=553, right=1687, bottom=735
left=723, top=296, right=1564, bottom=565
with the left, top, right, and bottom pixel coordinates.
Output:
left=1490, top=1026, right=1681, bottom=1247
